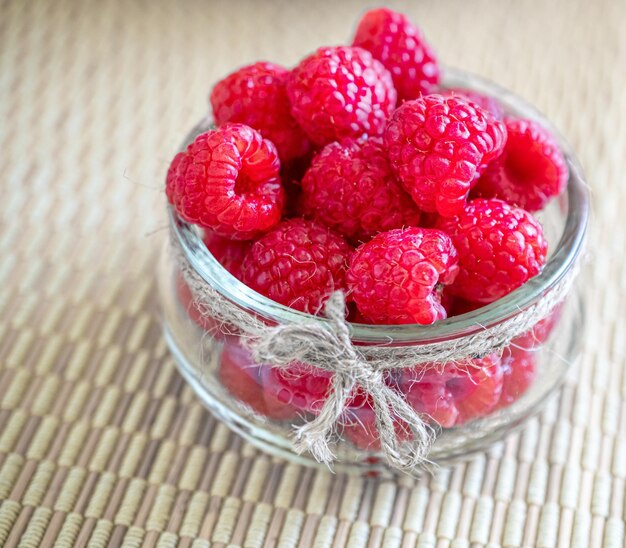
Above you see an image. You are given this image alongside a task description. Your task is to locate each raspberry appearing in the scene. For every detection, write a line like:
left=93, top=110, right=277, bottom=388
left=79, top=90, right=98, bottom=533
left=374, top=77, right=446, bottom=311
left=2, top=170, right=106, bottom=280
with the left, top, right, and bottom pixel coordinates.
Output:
left=210, top=62, right=311, bottom=162
left=202, top=231, right=251, bottom=280
left=399, top=370, right=459, bottom=427
left=261, top=364, right=332, bottom=419
left=511, top=304, right=563, bottom=350
left=437, top=199, right=548, bottom=303
left=441, top=88, right=504, bottom=120
left=175, top=272, right=224, bottom=338
left=219, top=342, right=268, bottom=415
left=346, top=228, right=459, bottom=325
left=241, top=219, right=353, bottom=314
left=450, top=357, right=504, bottom=423
left=342, top=400, right=412, bottom=451
left=287, top=46, right=397, bottom=147
left=498, top=346, right=537, bottom=407
left=398, top=353, right=503, bottom=426
left=473, top=118, right=568, bottom=211
left=384, top=94, right=507, bottom=217
left=352, top=8, right=439, bottom=101
left=261, top=364, right=368, bottom=420
left=301, top=137, right=421, bottom=244
left=166, top=124, right=284, bottom=240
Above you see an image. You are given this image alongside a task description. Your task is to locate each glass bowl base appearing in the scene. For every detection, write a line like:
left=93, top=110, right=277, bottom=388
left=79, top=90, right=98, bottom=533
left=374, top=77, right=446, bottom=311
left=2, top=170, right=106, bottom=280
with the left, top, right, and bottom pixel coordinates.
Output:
left=161, top=288, right=581, bottom=477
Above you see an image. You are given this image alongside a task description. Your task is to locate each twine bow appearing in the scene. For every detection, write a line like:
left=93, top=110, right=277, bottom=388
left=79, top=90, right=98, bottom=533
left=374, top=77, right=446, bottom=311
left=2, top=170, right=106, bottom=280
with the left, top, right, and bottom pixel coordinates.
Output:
left=252, top=291, right=436, bottom=470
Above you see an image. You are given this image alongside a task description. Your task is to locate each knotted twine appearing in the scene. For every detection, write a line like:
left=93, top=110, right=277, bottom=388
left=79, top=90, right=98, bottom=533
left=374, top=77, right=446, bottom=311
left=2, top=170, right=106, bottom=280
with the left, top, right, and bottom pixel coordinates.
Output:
left=174, top=239, right=578, bottom=471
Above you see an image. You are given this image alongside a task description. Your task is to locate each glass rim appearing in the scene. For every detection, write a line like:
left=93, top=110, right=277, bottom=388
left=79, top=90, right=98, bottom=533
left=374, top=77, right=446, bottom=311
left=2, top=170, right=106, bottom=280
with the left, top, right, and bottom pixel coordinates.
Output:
left=168, top=66, right=590, bottom=344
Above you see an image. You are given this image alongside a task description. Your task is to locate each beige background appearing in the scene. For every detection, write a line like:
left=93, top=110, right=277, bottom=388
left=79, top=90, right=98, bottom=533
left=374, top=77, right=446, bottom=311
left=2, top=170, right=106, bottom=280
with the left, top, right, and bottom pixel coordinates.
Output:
left=0, top=0, right=625, bottom=546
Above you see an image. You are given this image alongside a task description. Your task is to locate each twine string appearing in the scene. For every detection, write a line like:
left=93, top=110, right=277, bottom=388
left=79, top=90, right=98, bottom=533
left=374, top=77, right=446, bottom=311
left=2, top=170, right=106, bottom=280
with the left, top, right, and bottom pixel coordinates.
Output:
left=253, top=292, right=436, bottom=470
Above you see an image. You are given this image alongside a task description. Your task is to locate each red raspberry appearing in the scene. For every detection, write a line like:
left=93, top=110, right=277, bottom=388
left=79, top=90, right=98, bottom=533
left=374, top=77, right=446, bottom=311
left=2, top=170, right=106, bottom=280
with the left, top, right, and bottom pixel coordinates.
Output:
left=241, top=219, right=353, bottom=314
left=450, top=357, right=504, bottom=424
left=399, top=369, right=460, bottom=427
left=441, top=88, right=504, bottom=120
left=498, top=346, right=537, bottom=408
left=439, top=288, right=457, bottom=317
left=473, top=118, right=568, bottom=212
left=301, top=137, right=421, bottom=244
left=342, top=400, right=412, bottom=451
left=219, top=342, right=268, bottom=415
left=261, top=365, right=368, bottom=420
left=352, top=8, right=439, bottom=101
left=202, top=231, right=251, bottom=280
left=166, top=124, right=284, bottom=240
left=261, top=364, right=332, bottom=419
left=210, top=62, right=311, bottom=162
left=384, top=94, right=507, bottom=217
left=398, top=353, right=503, bottom=427
left=287, top=46, right=397, bottom=147
left=511, top=304, right=563, bottom=350
left=176, top=272, right=224, bottom=338
left=437, top=199, right=548, bottom=303
left=346, top=227, right=459, bottom=325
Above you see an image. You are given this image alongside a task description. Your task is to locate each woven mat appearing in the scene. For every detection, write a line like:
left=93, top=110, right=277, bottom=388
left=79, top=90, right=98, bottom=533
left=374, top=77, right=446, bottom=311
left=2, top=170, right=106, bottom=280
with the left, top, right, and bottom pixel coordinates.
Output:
left=0, top=0, right=624, bottom=546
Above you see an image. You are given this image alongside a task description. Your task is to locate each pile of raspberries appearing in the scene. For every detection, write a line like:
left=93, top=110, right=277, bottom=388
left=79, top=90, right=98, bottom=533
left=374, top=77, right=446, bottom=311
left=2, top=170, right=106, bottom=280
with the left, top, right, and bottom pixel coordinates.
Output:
left=167, top=8, right=568, bottom=443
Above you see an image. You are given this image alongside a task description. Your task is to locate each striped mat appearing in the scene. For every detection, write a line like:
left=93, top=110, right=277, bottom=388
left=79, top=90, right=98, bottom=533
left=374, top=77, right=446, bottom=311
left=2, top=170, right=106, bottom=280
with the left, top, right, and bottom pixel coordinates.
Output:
left=0, top=0, right=624, bottom=546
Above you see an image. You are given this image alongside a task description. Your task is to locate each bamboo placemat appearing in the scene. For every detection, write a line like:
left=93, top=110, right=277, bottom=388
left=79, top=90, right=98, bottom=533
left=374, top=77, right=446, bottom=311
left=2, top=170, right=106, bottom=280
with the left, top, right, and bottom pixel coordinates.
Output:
left=0, top=0, right=624, bottom=546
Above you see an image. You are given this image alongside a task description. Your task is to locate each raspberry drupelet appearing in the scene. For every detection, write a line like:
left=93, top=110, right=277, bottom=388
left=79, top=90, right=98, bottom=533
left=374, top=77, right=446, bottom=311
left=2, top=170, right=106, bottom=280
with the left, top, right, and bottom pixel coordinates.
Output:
left=301, top=137, right=421, bottom=244
left=210, top=62, right=311, bottom=163
left=352, top=7, right=440, bottom=101
left=384, top=94, right=507, bottom=217
left=473, top=118, right=568, bottom=211
left=287, top=46, right=397, bottom=147
left=346, top=227, right=459, bottom=325
left=166, top=124, right=284, bottom=240
left=437, top=198, right=548, bottom=303
left=241, top=218, right=353, bottom=314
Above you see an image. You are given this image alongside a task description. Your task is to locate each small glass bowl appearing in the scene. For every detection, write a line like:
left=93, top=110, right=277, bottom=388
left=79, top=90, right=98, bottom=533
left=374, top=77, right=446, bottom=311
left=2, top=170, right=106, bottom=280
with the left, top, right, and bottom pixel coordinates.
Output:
left=159, top=67, right=589, bottom=475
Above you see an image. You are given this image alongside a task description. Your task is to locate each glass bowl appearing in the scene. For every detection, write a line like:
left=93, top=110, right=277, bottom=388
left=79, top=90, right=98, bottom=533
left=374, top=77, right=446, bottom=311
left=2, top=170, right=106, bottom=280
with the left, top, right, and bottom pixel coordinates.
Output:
left=158, top=67, right=589, bottom=476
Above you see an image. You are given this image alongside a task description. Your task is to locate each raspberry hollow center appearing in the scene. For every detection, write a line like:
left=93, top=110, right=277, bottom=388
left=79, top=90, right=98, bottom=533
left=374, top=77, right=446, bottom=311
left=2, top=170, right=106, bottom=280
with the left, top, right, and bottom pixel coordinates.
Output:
left=234, top=172, right=256, bottom=196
